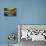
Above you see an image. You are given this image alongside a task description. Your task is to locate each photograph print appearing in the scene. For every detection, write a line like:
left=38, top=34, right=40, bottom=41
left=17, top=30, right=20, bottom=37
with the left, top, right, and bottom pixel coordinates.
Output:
left=4, top=8, right=16, bottom=16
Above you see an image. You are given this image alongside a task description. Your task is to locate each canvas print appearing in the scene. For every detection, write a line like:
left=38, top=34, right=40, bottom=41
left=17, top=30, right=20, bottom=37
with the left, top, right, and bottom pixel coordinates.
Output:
left=4, top=8, right=16, bottom=16
left=18, top=25, right=46, bottom=41
left=18, top=25, right=46, bottom=46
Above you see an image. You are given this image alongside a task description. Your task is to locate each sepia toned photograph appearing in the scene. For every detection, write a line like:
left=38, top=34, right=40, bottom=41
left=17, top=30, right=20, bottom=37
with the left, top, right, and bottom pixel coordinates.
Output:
left=4, top=8, right=16, bottom=16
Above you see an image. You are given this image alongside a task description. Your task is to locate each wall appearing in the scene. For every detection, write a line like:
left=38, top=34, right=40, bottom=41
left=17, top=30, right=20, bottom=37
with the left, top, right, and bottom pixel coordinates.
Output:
left=20, top=0, right=46, bottom=24
left=0, top=0, right=19, bottom=44
left=0, top=0, right=46, bottom=44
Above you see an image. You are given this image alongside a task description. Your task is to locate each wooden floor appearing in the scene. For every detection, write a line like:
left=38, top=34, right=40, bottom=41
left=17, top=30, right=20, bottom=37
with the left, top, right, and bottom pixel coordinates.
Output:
left=0, top=40, right=46, bottom=46
left=19, top=39, right=46, bottom=46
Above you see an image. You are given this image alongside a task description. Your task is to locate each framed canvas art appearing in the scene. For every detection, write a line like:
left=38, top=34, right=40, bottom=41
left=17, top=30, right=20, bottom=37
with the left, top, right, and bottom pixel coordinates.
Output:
left=18, top=24, right=46, bottom=41
left=4, top=8, right=16, bottom=16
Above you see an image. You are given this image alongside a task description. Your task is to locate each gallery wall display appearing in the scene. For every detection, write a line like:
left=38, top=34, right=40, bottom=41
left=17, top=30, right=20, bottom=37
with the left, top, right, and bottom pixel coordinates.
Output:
left=18, top=24, right=46, bottom=41
left=4, top=8, right=16, bottom=16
